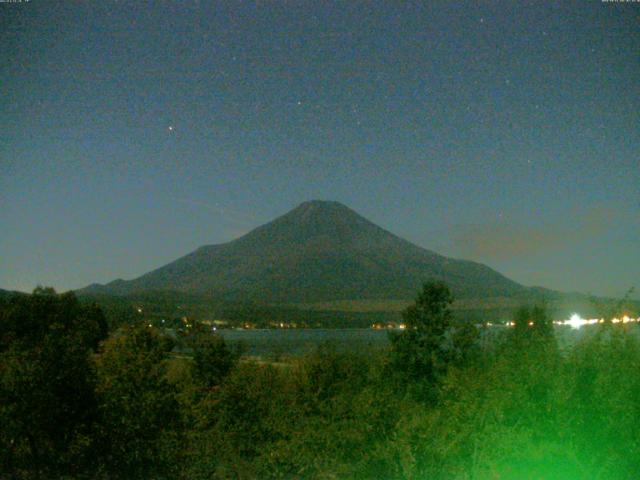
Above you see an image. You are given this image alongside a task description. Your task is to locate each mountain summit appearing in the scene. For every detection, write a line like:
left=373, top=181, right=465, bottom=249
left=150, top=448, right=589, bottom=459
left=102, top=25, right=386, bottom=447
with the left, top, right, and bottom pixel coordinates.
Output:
left=81, top=200, right=527, bottom=302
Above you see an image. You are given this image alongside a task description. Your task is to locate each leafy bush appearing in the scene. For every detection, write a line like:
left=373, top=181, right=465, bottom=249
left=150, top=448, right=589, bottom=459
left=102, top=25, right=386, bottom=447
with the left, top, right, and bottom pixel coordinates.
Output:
left=2, top=287, right=640, bottom=479
left=0, top=288, right=107, bottom=479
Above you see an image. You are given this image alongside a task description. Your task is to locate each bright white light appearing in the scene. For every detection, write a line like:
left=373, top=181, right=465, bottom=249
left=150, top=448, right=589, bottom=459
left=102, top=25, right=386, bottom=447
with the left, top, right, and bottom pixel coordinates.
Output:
left=567, top=313, right=585, bottom=329
left=497, top=314, right=637, bottom=329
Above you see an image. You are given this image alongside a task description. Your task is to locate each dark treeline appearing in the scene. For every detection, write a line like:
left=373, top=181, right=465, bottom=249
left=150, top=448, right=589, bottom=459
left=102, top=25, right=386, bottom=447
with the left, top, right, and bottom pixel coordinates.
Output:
left=80, top=292, right=403, bottom=330
left=1, top=284, right=639, bottom=479
left=81, top=290, right=548, bottom=331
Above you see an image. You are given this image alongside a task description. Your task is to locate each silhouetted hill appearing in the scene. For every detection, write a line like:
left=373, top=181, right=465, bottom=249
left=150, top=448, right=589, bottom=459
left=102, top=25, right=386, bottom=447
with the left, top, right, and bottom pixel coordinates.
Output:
left=0, top=288, right=26, bottom=299
left=80, top=200, right=531, bottom=302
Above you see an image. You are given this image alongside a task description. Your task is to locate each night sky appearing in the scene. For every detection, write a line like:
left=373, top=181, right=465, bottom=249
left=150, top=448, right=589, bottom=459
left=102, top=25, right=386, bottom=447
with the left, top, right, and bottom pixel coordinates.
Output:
left=1, top=1, right=638, bottom=298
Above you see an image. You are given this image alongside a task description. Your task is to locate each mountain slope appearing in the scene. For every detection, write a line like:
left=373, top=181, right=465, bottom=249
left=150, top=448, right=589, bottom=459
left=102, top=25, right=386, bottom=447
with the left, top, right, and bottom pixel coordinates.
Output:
left=80, top=200, right=528, bottom=302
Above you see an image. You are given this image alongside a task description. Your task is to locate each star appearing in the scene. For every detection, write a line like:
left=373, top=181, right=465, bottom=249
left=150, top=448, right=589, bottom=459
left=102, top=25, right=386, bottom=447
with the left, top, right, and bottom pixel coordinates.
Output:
left=168, top=126, right=174, bottom=132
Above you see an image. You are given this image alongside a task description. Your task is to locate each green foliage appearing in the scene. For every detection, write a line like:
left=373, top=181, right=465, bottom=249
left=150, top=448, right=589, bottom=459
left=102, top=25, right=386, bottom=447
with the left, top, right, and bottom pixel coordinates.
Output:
left=389, top=281, right=477, bottom=395
left=559, top=325, right=640, bottom=477
left=512, top=304, right=555, bottom=344
left=0, top=288, right=107, bottom=478
left=93, top=324, right=184, bottom=479
left=190, top=332, right=239, bottom=389
left=187, top=361, right=295, bottom=478
left=3, top=286, right=640, bottom=479
left=590, top=286, right=636, bottom=324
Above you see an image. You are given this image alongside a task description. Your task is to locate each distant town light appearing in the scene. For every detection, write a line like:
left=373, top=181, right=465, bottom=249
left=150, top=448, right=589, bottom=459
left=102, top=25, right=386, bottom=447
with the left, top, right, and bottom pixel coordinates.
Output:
left=567, top=313, right=584, bottom=329
left=498, top=314, right=638, bottom=329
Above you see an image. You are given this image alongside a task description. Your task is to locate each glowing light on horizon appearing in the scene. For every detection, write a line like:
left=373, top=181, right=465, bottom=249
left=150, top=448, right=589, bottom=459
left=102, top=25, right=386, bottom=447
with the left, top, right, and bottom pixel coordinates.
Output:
left=559, top=313, right=638, bottom=329
left=566, top=313, right=586, bottom=329
left=492, top=314, right=640, bottom=329
left=375, top=315, right=640, bottom=331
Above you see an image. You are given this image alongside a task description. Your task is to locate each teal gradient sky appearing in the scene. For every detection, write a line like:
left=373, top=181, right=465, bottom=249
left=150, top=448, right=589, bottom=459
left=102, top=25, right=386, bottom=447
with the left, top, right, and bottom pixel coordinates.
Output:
left=1, top=1, right=638, bottom=298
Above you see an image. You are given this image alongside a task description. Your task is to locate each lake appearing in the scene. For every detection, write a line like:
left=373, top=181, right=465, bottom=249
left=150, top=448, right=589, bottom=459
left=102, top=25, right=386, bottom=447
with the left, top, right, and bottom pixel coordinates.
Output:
left=218, top=328, right=392, bottom=356
left=216, top=324, right=638, bottom=357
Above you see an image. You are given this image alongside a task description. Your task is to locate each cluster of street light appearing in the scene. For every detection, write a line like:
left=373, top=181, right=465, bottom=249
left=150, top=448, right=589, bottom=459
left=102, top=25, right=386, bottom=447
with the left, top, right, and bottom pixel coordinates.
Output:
left=560, top=313, right=639, bottom=329
left=498, top=313, right=639, bottom=329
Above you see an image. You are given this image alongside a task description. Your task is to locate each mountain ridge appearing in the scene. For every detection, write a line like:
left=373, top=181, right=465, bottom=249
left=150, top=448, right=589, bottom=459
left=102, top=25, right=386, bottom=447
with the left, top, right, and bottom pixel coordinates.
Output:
left=79, top=200, right=533, bottom=302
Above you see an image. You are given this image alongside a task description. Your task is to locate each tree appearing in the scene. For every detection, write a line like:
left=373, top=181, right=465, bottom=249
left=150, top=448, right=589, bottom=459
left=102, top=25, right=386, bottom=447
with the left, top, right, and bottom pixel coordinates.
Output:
left=513, top=305, right=531, bottom=336
left=93, top=324, right=183, bottom=479
left=191, top=332, right=238, bottom=389
left=511, top=304, right=555, bottom=345
left=0, top=288, right=107, bottom=478
left=389, top=281, right=472, bottom=394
